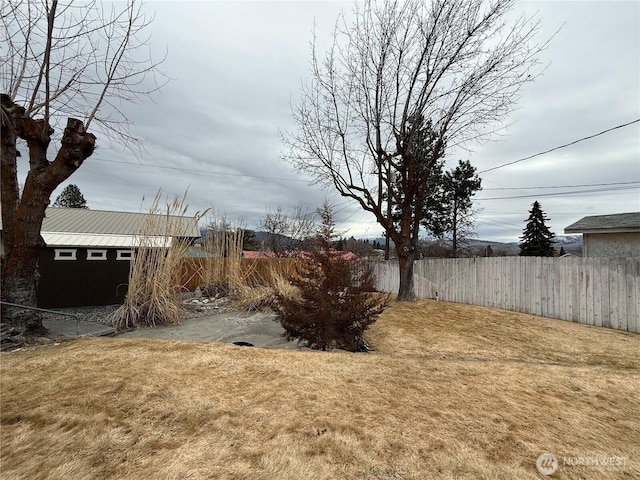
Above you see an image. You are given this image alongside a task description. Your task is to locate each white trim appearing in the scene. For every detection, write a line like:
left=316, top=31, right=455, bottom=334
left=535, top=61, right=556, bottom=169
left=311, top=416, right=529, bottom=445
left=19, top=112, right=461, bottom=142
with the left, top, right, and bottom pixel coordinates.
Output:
left=116, top=249, right=134, bottom=260
left=87, top=249, right=107, bottom=261
left=41, top=232, right=174, bottom=248
left=54, top=249, right=77, bottom=261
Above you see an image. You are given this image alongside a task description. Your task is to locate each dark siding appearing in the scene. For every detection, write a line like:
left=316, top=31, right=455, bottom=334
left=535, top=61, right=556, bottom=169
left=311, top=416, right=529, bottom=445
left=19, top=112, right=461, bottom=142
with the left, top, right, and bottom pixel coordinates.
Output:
left=38, top=248, right=131, bottom=308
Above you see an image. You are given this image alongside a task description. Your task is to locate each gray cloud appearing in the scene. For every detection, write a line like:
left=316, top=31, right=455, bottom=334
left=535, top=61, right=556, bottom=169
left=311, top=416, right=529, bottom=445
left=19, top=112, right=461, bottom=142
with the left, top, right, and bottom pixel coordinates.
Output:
left=38, top=0, right=639, bottom=243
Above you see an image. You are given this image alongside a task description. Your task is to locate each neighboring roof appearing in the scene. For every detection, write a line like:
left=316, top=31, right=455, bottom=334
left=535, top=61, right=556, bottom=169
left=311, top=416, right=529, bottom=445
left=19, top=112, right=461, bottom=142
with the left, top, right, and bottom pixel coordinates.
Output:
left=185, top=246, right=217, bottom=258
left=1, top=207, right=200, bottom=248
left=242, top=250, right=358, bottom=260
left=243, top=250, right=278, bottom=259
left=564, top=212, right=640, bottom=234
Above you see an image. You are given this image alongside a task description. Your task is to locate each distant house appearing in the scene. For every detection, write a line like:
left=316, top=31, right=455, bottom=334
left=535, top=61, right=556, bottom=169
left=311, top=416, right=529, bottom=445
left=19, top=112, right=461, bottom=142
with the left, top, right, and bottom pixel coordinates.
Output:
left=1, top=207, right=200, bottom=308
left=243, top=250, right=358, bottom=260
left=242, top=250, right=279, bottom=259
left=564, top=212, right=640, bottom=258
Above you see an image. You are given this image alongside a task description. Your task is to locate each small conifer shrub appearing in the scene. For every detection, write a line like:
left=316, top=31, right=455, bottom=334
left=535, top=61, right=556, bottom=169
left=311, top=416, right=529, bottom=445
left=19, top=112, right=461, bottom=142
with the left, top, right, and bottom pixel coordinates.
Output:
left=271, top=202, right=390, bottom=352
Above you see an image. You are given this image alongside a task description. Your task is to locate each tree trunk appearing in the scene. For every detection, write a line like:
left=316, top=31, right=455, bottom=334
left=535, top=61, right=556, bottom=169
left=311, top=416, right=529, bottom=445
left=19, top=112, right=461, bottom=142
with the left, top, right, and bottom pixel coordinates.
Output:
left=1, top=96, right=21, bottom=258
left=1, top=96, right=96, bottom=333
left=452, top=195, right=458, bottom=258
left=395, top=237, right=417, bottom=301
left=1, top=274, right=46, bottom=334
left=1, top=183, right=52, bottom=333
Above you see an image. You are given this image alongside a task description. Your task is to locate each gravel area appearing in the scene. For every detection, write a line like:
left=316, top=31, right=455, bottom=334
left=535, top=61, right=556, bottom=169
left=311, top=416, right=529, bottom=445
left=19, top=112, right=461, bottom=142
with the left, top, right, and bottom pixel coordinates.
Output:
left=38, top=294, right=234, bottom=326
left=37, top=304, right=120, bottom=325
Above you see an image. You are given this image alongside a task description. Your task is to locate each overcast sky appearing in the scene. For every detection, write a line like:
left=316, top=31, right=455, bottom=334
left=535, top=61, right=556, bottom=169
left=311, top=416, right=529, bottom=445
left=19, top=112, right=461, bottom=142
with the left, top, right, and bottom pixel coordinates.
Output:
left=44, top=0, right=640, bottom=242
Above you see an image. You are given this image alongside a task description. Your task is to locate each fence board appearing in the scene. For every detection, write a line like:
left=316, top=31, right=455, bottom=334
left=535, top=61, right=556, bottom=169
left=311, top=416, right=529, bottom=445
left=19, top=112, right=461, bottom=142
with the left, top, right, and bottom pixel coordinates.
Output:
left=608, top=258, right=619, bottom=330
left=572, top=259, right=581, bottom=323
left=592, top=258, right=602, bottom=327
left=579, top=262, right=588, bottom=324
left=375, top=257, right=640, bottom=333
left=633, top=260, right=640, bottom=333
left=625, top=261, right=634, bottom=332
left=614, top=259, right=626, bottom=331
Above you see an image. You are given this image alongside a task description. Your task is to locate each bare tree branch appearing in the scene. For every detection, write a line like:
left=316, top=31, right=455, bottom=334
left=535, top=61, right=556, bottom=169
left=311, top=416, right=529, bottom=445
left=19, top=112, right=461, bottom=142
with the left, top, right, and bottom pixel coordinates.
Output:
left=0, top=0, right=166, bottom=332
left=282, top=0, right=548, bottom=299
left=1, top=0, right=167, bottom=148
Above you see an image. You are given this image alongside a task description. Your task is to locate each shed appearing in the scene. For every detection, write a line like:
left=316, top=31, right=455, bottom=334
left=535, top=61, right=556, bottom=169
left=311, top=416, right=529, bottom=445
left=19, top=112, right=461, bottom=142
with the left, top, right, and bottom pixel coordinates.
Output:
left=564, top=212, right=640, bottom=257
left=1, top=207, right=200, bottom=308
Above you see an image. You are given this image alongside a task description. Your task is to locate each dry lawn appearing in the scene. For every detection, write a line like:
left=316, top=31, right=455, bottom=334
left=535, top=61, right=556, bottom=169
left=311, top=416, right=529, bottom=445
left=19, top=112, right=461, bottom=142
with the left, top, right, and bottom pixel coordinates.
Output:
left=1, top=299, right=639, bottom=479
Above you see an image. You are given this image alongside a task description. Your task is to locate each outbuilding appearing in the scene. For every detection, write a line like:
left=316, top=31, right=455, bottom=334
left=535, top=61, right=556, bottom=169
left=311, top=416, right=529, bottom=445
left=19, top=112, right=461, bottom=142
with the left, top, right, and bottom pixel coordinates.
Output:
left=564, top=212, right=640, bottom=257
left=2, top=207, right=201, bottom=308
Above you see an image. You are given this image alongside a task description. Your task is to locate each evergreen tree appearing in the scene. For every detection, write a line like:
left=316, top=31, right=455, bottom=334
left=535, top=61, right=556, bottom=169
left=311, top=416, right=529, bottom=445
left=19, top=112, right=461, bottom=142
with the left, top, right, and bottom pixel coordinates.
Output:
left=519, top=201, right=555, bottom=256
left=426, top=160, right=482, bottom=257
left=271, top=200, right=390, bottom=352
left=242, top=229, right=258, bottom=251
left=392, top=158, right=482, bottom=257
left=53, top=184, right=88, bottom=209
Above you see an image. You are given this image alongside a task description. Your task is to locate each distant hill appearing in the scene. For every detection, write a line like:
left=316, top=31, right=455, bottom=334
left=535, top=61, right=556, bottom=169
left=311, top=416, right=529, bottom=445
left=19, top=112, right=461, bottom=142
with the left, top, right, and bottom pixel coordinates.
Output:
left=252, top=231, right=292, bottom=245
left=365, top=235, right=582, bottom=257
left=202, top=230, right=583, bottom=257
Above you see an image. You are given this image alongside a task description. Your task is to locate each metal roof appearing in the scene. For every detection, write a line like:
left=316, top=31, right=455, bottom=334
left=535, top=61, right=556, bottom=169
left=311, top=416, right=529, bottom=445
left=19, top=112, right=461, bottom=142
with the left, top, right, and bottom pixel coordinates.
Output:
left=564, top=212, right=640, bottom=234
left=1, top=207, right=200, bottom=249
left=40, top=207, right=200, bottom=237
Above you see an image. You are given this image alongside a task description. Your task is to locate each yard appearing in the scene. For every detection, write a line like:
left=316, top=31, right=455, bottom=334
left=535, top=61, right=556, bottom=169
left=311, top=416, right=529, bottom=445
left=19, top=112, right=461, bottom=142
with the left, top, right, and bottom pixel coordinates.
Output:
left=1, top=299, right=639, bottom=479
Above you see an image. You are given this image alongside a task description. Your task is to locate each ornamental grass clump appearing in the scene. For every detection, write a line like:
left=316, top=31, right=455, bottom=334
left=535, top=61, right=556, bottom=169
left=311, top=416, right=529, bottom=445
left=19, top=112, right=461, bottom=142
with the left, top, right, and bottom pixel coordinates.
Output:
left=199, top=215, right=264, bottom=309
left=198, top=214, right=244, bottom=297
left=111, top=192, right=205, bottom=330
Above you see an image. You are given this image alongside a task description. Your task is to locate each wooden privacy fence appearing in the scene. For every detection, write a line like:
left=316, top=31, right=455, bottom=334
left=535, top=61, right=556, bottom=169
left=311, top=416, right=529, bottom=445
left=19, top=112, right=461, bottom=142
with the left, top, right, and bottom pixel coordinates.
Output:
left=373, top=257, right=640, bottom=333
left=179, top=258, right=301, bottom=292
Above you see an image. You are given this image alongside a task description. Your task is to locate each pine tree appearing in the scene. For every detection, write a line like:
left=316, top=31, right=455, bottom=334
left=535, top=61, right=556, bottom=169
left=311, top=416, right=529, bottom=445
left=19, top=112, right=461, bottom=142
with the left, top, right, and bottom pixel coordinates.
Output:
left=53, top=184, right=88, bottom=209
left=519, top=201, right=555, bottom=256
left=434, top=160, right=482, bottom=257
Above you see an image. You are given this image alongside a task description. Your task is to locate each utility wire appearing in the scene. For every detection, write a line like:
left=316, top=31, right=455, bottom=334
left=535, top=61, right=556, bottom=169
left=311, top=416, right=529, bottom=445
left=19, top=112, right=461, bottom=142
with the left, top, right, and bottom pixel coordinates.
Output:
left=482, top=180, right=639, bottom=191
left=93, top=120, right=639, bottom=187
left=478, top=119, right=640, bottom=174
left=94, top=158, right=311, bottom=183
left=476, top=184, right=638, bottom=201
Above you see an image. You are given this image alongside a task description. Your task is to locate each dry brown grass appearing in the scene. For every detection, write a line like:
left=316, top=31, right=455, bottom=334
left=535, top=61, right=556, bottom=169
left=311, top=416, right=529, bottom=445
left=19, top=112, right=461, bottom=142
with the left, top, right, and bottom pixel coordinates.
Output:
left=2, top=299, right=639, bottom=479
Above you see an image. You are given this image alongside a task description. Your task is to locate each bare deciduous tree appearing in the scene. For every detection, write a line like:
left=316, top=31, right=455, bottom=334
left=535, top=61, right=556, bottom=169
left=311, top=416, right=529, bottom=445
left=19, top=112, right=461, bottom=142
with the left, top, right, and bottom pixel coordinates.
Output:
left=1, top=0, right=166, bottom=332
left=259, top=204, right=316, bottom=257
left=283, top=0, right=548, bottom=300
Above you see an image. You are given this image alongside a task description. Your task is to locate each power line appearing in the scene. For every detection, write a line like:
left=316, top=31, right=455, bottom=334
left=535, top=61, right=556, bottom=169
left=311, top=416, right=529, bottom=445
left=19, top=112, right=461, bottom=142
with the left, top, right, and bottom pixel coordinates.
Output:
left=94, top=119, right=640, bottom=184
left=482, top=181, right=639, bottom=191
left=478, top=119, right=640, bottom=174
left=478, top=218, right=523, bottom=231
left=93, top=158, right=311, bottom=183
left=476, top=184, right=638, bottom=201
